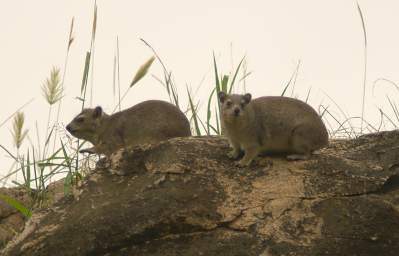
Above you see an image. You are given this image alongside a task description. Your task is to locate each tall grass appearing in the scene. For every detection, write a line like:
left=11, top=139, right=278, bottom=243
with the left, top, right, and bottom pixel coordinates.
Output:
left=42, top=67, right=63, bottom=159
left=357, top=2, right=368, bottom=134
left=112, top=55, right=156, bottom=113
left=141, top=38, right=180, bottom=108
left=52, top=17, right=75, bottom=154
left=0, top=2, right=397, bottom=219
left=0, top=2, right=158, bottom=209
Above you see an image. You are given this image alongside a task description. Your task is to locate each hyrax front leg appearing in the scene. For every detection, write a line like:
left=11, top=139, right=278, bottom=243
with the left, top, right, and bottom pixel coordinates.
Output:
left=227, top=139, right=242, bottom=160
left=238, top=144, right=260, bottom=167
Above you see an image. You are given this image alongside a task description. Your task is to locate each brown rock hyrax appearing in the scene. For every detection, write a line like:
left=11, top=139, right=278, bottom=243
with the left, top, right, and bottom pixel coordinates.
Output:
left=218, top=92, right=328, bottom=166
left=66, top=100, right=191, bottom=156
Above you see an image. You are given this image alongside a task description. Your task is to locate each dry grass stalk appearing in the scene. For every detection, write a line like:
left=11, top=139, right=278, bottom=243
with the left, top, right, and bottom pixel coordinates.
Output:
left=68, top=17, right=75, bottom=50
left=11, top=112, right=28, bottom=149
left=42, top=67, right=63, bottom=105
left=130, top=56, right=156, bottom=87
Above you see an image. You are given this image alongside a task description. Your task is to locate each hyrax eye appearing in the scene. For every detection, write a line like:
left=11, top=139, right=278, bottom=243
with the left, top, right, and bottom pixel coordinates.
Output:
left=226, top=101, right=232, bottom=107
left=76, top=117, right=85, bottom=123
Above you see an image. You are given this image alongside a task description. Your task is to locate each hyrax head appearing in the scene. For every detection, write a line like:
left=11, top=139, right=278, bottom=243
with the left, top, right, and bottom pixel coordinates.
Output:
left=218, top=92, right=252, bottom=121
left=66, top=106, right=104, bottom=141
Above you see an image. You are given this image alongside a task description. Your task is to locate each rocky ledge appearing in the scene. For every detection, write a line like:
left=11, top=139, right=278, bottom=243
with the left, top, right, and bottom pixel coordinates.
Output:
left=2, top=131, right=399, bottom=255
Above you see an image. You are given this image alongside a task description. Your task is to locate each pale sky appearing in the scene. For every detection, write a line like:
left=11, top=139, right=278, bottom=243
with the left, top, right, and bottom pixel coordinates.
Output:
left=1, top=0, right=399, bottom=182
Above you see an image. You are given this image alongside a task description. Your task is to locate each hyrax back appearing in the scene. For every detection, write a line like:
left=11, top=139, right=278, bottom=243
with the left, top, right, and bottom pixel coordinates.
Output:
left=66, top=100, right=191, bottom=156
left=219, top=92, right=328, bottom=166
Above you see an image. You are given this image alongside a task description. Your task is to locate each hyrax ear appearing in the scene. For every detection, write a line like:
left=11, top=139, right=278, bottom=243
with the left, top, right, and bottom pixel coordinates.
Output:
left=218, top=91, right=227, bottom=103
left=243, top=93, right=252, bottom=103
left=93, top=106, right=103, bottom=119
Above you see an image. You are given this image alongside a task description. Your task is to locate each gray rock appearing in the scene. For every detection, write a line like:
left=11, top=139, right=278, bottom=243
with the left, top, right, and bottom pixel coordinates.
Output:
left=3, top=131, right=399, bottom=256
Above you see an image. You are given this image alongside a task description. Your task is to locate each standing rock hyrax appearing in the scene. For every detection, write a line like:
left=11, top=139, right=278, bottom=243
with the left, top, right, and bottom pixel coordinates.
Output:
left=218, top=92, right=328, bottom=167
left=66, top=100, right=191, bottom=156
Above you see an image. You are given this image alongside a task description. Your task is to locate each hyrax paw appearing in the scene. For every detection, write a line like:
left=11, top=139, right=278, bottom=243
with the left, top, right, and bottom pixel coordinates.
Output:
left=227, top=150, right=241, bottom=160
left=286, top=154, right=309, bottom=161
left=236, top=159, right=252, bottom=167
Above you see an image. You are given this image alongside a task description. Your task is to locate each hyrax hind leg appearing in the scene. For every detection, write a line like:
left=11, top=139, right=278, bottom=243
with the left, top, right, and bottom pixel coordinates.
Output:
left=287, top=124, right=316, bottom=160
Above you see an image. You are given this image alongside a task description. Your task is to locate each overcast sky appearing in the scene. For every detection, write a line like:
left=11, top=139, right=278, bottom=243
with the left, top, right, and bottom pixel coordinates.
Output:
left=1, top=0, right=399, bottom=181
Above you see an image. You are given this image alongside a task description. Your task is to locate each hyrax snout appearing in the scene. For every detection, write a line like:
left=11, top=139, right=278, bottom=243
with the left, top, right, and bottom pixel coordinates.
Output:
left=219, top=92, right=328, bottom=167
left=66, top=100, right=191, bottom=156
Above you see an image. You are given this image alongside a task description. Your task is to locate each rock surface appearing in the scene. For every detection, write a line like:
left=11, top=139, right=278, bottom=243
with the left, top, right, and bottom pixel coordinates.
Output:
left=0, top=187, right=30, bottom=249
left=2, top=131, right=399, bottom=256
left=0, top=178, right=65, bottom=250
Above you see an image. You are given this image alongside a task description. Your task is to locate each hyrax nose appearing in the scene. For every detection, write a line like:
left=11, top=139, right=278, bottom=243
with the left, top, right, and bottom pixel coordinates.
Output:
left=66, top=124, right=71, bottom=132
left=234, top=108, right=240, bottom=116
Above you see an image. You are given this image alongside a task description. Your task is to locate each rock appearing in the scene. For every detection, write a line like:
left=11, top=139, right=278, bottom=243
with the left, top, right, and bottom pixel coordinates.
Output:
left=0, top=187, right=30, bottom=249
left=0, top=178, right=67, bottom=249
left=3, top=131, right=399, bottom=256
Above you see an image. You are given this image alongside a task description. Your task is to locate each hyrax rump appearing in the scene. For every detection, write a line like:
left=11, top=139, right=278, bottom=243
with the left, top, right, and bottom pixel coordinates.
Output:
left=66, top=100, right=191, bottom=156
left=219, top=92, right=328, bottom=167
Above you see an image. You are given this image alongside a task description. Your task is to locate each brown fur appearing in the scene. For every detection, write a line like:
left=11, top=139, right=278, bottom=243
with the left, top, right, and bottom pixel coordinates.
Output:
left=66, top=100, right=191, bottom=156
left=219, top=93, right=328, bottom=166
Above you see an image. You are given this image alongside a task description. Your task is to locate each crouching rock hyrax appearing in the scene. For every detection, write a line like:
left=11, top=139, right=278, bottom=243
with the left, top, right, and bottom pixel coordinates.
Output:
left=66, top=100, right=191, bottom=156
left=218, top=92, right=328, bottom=167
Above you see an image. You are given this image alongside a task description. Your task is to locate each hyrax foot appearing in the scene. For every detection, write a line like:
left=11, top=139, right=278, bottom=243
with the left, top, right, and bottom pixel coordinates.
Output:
left=236, top=159, right=252, bottom=167
left=286, top=154, right=309, bottom=161
left=236, top=146, right=259, bottom=167
left=227, top=149, right=242, bottom=160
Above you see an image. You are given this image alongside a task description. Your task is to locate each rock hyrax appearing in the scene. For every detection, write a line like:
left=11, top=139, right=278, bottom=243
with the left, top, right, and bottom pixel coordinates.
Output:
left=219, top=92, right=328, bottom=166
left=66, top=100, right=191, bottom=156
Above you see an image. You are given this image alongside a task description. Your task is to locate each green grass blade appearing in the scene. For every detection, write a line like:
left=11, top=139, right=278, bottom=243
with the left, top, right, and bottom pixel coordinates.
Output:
left=0, top=144, right=18, bottom=162
left=0, top=98, right=34, bottom=129
left=113, top=54, right=117, bottom=98
left=186, top=87, right=201, bottom=136
left=281, top=61, right=301, bottom=96
left=305, top=87, right=312, bottom=103
left=221, top=75, right=229, bottom=93
left=64, top=172, right=73, bottom=196
left=26, top=150, right=31, bottom=189
left=215, top=106, right=220, bottom=135
left=198, top=116, right=208, bottom=134
left=32, top=149, right=38, bottom=190
left=206, top=88, right=216, bottom=135
left=378, top=107, right=398, bottom=128
left=91, top=3, right=97, bottom=41
left=20, top=155, right=26, bottom=186
left=213, top=52, right=221, bottom=94
left=229, top=56, right=245, bottom=94
left=60, top=140, right=73, bottom=173
left=208, top=124, right=220, bottom=134
left=0, top=193, right=32, bottom=218
left=239, top=71, right=252, bottom=83
left=81, top=51, right=91, bottom=94
left=44, top=126, right=55, bottom=148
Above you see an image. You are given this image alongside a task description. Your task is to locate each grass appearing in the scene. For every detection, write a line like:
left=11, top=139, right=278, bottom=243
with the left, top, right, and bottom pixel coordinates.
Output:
left=0, top=2, right=398, bottom=219
left=357, top=2, right=368, bottom=134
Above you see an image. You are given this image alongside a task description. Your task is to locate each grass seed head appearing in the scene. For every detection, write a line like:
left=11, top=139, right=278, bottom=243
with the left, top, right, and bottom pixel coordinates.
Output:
left=130, top=56, right=156, bottom=87
left=11, top=112, right=28, bottom=149
left=42, top=66, right=63, bottom=105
